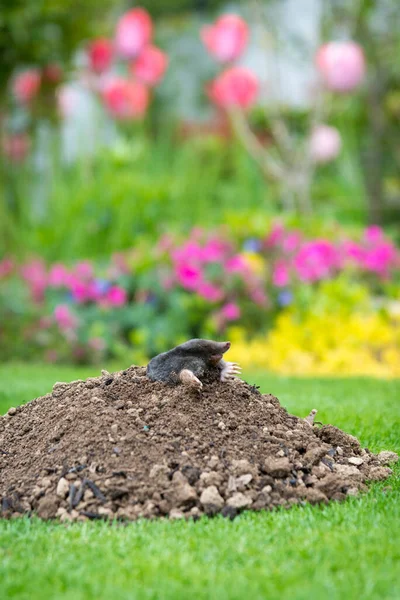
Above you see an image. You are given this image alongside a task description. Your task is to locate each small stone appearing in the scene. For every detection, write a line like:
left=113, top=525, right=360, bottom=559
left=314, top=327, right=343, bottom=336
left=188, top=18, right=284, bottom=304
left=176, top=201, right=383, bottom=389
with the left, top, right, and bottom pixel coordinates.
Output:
left=110, top=424, right=118, bottom=434
left=377, top=451, right=398, bottom=465
left=169, top=509, right=184, bottom=520
left=227, top=492, right=252, bottom=509
left=231, top=459, right=254, bottom=476
left=189, top=507, right=201, bottom=518
left=56, top=507, right=67, bottom=517
left=263, top=457, right=291, bottom=478
left=7, top=407, right=17, bottom=416
left=236, top=474, right=253, bottom=489
left=336, top=446, right=344, bottom=456
left=37, top=495, right=59, bottom=519
left=276, top=449, right=285, bottom=457
left=56, top=477, right=70, bottom=498
left=200, top=486, right=224, bottom=514
left=261, top=485, right=272, bottom=494
left=346, top=487, right=359, bottom=496
left=218, top=421, right=226, bottom=431
left=39, top=477, right=52, bottom=490
left=200, top=471, right=223, bottom=487
left=334, top=464, right=363, bottom=479
left=348, top=457, right=364, bottom=466
left=208, top=456, right=219, bottom=469
left=84, top=489, right=94, bottom=501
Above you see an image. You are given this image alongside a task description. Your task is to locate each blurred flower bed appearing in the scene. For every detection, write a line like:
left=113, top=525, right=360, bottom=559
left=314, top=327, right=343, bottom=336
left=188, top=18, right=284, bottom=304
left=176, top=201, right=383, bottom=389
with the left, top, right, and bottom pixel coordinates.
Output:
left=1, top=223, right=399, bottom=376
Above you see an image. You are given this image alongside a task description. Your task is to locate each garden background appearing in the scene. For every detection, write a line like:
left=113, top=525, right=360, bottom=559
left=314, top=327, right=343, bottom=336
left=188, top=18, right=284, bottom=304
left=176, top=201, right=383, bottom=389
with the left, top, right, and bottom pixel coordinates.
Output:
left=1, top=0, right=400, bottom=376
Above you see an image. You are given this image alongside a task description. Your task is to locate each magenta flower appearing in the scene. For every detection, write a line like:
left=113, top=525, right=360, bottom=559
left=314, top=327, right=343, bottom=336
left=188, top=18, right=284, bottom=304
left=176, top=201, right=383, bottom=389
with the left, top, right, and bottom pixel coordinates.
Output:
left=48, top=263, right=70, bottom=287
left=265, top=223, right=285, bottom=247
left=20, top=259, right=47, bottom=301
left=54, top=304, right=78, bottom=331
left=105, top=286, right=128, bottom=306
left=101, top=77, right=150, bottom=120
left=221, top=302, right=241, bottom=320
left=364, top=243, right=397, bottom=277
left=225, top=254, right=248, bottom=273
left=175, top=263, right=203, bottom=291
left=197, top=282, right=224, bottom=302
left=273, top=261, right=290, bottom=287
left=282, top=231, right=302, bottom=253
left=294, top=240, right=339, bottom=282
left=88, top=38, right=113, bottom=74
left=364, top=225, right=384, bottom=245
left=12, top=69, right=41, bottom=104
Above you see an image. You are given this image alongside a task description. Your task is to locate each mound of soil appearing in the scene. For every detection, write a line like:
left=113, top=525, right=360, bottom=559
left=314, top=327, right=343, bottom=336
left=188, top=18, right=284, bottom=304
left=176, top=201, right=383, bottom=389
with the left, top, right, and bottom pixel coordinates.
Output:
left=0, top=367, right=397, bottom=522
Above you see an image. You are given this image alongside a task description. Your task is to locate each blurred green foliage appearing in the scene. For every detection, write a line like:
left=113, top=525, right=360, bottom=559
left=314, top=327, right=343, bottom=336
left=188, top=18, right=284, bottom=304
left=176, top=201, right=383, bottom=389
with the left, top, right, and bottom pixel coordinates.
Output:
left=0, top=0, right=115, bottom=94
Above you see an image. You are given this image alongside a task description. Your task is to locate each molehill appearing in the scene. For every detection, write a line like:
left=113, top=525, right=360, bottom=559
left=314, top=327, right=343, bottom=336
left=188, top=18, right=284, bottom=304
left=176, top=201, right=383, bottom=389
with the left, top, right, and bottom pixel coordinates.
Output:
left=0, top=366, right=397, bottom=522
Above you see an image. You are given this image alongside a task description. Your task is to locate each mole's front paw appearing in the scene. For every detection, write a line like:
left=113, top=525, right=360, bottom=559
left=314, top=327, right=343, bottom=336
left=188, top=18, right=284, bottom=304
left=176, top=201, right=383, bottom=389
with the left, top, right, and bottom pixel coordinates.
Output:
left=179, top=369, right=203, bottom=391
left=220, top=362, right=241, bottom=382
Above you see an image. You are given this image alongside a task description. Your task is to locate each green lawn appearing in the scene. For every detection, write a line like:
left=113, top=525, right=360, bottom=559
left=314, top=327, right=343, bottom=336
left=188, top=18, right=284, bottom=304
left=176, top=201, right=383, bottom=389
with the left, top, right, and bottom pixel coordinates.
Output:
left=0, top=364, right=399, bottom=600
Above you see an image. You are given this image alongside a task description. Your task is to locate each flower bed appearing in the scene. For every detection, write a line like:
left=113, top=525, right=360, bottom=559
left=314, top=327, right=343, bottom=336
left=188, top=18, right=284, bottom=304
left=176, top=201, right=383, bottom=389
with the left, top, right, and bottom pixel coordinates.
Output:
left=0, top=224, right=399, bottom=375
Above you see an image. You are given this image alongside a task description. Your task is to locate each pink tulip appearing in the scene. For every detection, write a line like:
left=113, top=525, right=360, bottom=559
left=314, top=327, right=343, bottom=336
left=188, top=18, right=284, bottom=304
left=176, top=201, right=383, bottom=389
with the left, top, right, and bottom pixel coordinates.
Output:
left=208, top=67, right=259, bottom=110
left=221, top=302, right=241, bottom=320
left=310, top=125, right=341, bottom=164
left=316, top=41, right=365, bottom=92
left=12, top=69, right=41, bottom=103
left=201, top=14, right=249, bottom=63
left=2, top=133, right=30, bottom=162
left=131, top=45, right=168, bottom=86
left=101, top=77, right=149, bottom=120
left=88, top=38, right=113, bottom=74
left=115, top=8, right=153, bottom=59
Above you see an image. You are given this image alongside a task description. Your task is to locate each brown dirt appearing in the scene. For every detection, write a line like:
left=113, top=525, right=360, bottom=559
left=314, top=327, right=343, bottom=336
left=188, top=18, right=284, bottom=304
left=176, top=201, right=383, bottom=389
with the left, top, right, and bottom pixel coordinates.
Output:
left=0, top=367, right=397, bottom=522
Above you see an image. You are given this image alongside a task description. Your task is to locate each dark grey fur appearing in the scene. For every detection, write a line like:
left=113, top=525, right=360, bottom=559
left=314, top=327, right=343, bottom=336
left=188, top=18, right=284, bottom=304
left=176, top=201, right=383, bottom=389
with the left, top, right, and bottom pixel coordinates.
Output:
left=146, top=339, right=230, bottom=383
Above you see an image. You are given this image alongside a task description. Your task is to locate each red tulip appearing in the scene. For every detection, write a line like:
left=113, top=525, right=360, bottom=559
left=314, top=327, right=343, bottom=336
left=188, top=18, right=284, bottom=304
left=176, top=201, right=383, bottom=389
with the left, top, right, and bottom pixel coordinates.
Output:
left=316, top=41, right=365, bottom=93
left=12, top=69, right=41, bottom=104
left=131, top=45, right=168, bottom=86
left=310, top=125, right=342, bottom=163
left=201, top=14, right=248, bottom=63
left=115, top=8, right=153, bottom=59
left=101, top=77, right=149, bottom=120
left=2, top=132, right=31, bottom=162
left=208, top=67, right=259, bottom=110
left=88, top=38, right=113, bottom=74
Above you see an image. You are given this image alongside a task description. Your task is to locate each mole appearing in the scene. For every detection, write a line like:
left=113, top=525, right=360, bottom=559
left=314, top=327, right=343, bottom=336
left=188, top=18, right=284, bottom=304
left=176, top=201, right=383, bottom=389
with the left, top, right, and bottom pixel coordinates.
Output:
left=146, top=339, right=241, bottom=391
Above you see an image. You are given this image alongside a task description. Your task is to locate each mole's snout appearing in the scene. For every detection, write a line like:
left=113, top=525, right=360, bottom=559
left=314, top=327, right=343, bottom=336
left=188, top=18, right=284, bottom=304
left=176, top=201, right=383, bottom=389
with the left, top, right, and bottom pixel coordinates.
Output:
left=223, top=341, right=231, bottom=352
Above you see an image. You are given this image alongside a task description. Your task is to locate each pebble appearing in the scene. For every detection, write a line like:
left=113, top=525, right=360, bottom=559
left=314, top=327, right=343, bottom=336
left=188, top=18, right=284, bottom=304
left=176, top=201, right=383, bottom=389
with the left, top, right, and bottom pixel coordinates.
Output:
left=348, top=457, right=364, bottom=466
left=7, top=407, right=17, bottom=416
left=200, top=486, right=224, bottom=511
left=227, top=492, right=252, bottom=509
left=56, top=477, right=70, bottom=498
left=110, top=424, right=118, bottom=434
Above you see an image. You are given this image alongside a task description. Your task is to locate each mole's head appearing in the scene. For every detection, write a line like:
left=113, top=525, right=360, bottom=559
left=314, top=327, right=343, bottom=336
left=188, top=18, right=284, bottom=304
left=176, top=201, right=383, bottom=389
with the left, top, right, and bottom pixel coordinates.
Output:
left=177, top=339, right=231, bottom=365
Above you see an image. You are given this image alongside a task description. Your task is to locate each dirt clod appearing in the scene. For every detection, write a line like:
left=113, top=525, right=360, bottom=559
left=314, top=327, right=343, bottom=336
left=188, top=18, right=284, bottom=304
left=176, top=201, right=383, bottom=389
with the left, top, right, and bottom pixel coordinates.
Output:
left=0, top=366, right=397, bottom=522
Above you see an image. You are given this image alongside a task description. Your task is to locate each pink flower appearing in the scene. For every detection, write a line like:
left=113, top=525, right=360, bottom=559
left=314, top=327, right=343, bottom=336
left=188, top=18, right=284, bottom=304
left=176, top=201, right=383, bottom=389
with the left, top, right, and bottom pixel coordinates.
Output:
left=364, top=225, right=384, bottom=245
left=101, top=77, right=149, bottom=120
left=175, top=263, right=203, bottom=290
left=88, top=38, right=113, bottom=74
left=364, top=243, right=397, bottom=277
left=208, top=67, right=259, bottom=110
left=221, top=302, right=241, bottom=321
left=201, top=14, right=249, bottom=63
left=115, top=8, right=153, bottom=58
left=225, top=255, right=248, bottom=273
left=12, top=70, right=41, bottom=103
left=316, top=41, right=365, bottom=93
left=42, top=63, right=63, bottom=84
left=265, top=223, right=285, bottom=247
left=20, top=259, right=47, bottom=301
left=74, top=261, right=94, bottom=279
left=172, top=242, right=204, bottom=264
left=201, top=238, right=228, bottom=262
left=105, top=286, right=127, bottom=306
left=197, top=282, right=224, bottom=302
left=1, top=133, right=30, bottom=163
left=70, top=279, right=90, bottom=303
left=294, top=240, right=339, bottom=282
left=250, top=288, right=268, bottom=306
left=282, top=231, right=302, bottom=253
left=310, top=125, right=342, bottom=164
left=131, top=45, right=168, bottom=86
left=273, top=261, right=290, bottom=287
left=54, top=304, right=78, bottom=331
left=48, top=264, right=70, bottom=287
left=341, top=240, right=366, bottom=266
